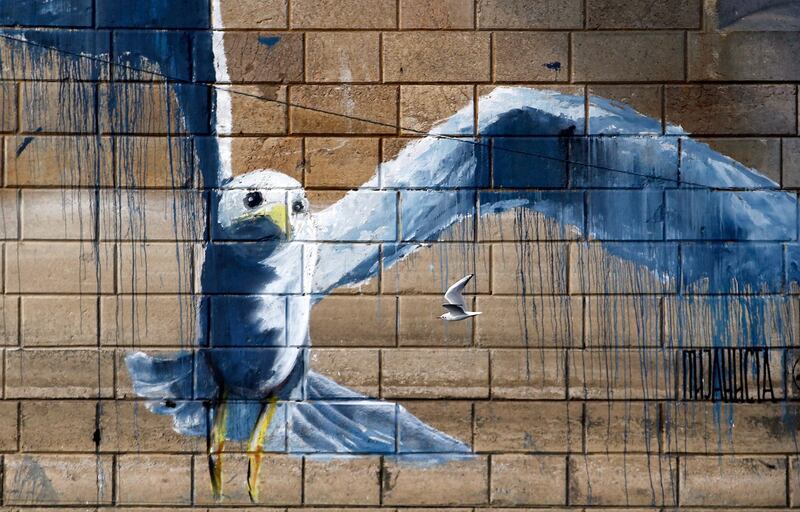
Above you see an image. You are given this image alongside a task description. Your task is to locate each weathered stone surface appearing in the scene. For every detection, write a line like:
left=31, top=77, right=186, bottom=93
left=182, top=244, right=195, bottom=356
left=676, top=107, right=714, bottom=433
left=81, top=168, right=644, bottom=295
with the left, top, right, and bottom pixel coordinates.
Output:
left=222, top=85, right=287, bottom=134
left=399, top=85, right=474, bottom=134
left=784, top=138, right=800, bottom=188
left=22, top=296, right=97, bottom=346
left=494, top=32, right=569, bottom=82
left=474, top=401, right=581, bottom=452
left=291, top=0, right=397, bottom=28
left=117, top=455, right=192, bottom=505
left=491, top=454, right=567, bottom=505
left=306, top=32, right=380, bottom=83
left=222, top=33, right=303, bottom=83
left=585, top=402, right=660, bottom=452
left=587, top=0, right=701, bottom=28
left=383, top=32, right=491, bottom=83
left=476, top=296, right=581, bottom=348
left=305, top=137, right=379, bottom=188
left=665, top=85, right=797, bottom=135
left=569, top=455, right=678, bottom=506
left=382, top=349, right=489, bottom=398
left=310, top=348, right=380, bottom=395
left=305, top=456, right=381, bottom=504
left=7, top=242, right=115, bottom=293
left=400, top=0, right=475, bottom=28
left=4, top=454, right=113, bottom=505
left=311, top=296, right=396, bottom=347
left=681, top=456, right=786, bottom=507
left=6, top=349, right=114, bottom=399
left=216, top=0, right=288, bottom=28
left=227, top=136, right=304, bottom=181
left=689, top=32, right=800, bottom=81
left=477, top=0, right=583, bottom=28
left=573, top=32, right=685, bottom=82
left=398, top=400, right=473, bottom=444
left=290, top=85, right=398, bottom=134
left=490, top=349, right=566, bottom=399
left=382, top=455, right=489, bottom=505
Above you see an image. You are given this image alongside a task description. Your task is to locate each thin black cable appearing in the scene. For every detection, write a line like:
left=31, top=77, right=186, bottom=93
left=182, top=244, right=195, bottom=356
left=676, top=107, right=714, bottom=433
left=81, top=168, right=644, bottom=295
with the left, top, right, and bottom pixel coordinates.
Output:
left=0, top=32, right=776, bottom=192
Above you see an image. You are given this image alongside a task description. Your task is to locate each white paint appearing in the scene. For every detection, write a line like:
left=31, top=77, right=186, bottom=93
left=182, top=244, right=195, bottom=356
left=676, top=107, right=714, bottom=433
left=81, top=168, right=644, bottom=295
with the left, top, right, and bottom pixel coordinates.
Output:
left=211, top=0, right=233, bottom=183
left=210, top=0, right=224, bottom=28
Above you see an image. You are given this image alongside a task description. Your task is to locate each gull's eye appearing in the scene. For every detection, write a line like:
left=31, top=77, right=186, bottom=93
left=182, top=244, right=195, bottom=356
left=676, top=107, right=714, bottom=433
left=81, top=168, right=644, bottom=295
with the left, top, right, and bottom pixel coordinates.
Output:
left=244, top=191, right=263, bottom=209
left=291, top=198, right=306, bottom=213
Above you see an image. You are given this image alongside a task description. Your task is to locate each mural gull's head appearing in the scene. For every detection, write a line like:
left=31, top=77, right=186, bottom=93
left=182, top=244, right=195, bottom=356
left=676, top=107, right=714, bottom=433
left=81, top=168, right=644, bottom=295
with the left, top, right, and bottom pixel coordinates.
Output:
left=215, top=169, right=311, bottom=241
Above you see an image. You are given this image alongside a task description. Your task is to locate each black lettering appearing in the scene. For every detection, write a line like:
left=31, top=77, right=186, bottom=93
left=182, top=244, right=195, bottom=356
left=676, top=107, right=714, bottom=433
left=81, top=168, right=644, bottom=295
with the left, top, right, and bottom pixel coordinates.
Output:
left=762, top=349, right=775, bottom=402
left=711, top=349, right=724, bottom=402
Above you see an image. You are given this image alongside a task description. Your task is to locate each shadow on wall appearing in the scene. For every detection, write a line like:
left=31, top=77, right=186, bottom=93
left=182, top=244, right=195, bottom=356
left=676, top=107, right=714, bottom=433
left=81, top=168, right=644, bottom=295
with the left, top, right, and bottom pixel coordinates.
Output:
left=717, top=0, right=800, bottom=30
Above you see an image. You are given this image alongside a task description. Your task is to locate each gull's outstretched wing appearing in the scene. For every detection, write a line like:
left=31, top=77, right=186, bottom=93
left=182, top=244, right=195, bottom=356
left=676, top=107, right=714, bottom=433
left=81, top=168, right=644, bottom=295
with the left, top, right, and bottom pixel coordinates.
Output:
left=311, top=86, right=797, bottom=298
left=444, top=274, right=473, bottom=307
left=442, top=303, right=467, bottom=316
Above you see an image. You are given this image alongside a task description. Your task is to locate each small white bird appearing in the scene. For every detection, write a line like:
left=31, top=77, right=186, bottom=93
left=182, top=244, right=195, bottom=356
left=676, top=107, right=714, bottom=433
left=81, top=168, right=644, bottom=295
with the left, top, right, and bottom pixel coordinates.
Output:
left=439, top=274, right=482, bottom=321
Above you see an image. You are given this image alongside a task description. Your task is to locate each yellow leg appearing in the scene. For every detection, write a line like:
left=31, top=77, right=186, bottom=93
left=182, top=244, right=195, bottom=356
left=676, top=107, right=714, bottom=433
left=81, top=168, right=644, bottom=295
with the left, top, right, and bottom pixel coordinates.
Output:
left=247, top=396, right=279, bottom=503
left=208, top=399, right=228, bottom=500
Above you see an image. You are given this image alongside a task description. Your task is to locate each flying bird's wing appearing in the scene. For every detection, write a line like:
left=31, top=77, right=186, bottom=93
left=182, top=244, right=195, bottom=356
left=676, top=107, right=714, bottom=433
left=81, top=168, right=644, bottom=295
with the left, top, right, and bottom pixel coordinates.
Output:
left=444, top=274, right=472, bottom=307
left=310, top=86, right=797, bottom=299
left=442, top=303, right=467, bottom=315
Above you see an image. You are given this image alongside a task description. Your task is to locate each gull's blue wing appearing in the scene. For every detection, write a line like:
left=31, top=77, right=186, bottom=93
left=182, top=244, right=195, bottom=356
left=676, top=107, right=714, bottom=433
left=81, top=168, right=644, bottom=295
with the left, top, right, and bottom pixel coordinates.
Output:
left=312, top=86, right=797, bottom=297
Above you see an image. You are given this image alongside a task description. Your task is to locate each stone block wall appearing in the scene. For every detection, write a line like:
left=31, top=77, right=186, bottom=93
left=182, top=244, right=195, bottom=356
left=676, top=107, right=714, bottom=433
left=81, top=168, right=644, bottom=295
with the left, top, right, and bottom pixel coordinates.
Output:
left=0, top=0, right=798, bottom=509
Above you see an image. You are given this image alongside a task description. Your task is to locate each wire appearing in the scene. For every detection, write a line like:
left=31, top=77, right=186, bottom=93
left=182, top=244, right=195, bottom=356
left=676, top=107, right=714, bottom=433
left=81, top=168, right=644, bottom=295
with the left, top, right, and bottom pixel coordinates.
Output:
left=0, top=32, right=775, bottom=192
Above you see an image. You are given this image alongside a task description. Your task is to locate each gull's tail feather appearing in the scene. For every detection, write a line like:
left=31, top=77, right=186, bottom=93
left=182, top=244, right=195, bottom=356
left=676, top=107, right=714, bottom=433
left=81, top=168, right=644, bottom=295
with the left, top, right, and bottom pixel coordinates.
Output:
left=294, top=372, right=471, bottom=454
left=125, top=355, right=471, bottom=454
left=125, top=351, right=218, bottom=437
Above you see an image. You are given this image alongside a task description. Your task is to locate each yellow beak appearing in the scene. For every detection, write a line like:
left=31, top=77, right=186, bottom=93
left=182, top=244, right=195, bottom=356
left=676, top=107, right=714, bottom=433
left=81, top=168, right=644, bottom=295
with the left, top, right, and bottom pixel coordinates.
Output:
left=241, top=203, right=290, bottom=237
left=264, top=204, right=289, bottom=235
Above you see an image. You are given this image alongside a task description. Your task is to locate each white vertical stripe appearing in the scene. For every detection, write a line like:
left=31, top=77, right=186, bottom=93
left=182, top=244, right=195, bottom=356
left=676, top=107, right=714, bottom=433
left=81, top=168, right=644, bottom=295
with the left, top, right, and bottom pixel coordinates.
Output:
left=211, top=0, right=232, bottom=183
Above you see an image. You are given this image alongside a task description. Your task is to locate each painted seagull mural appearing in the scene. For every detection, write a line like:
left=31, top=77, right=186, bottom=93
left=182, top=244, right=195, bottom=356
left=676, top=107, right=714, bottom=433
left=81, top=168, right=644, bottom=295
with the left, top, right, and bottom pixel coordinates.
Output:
left=126, top=86, right=798, bottom=499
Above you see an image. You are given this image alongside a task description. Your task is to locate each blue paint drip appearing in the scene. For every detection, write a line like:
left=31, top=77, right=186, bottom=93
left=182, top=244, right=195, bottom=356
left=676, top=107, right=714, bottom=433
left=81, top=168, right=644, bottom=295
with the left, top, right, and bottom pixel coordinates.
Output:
left=258, top=36, right=281, bottom=47
left=15, top=127, right=42, bottom=157
left=543, top=61, right=562, bottom=71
